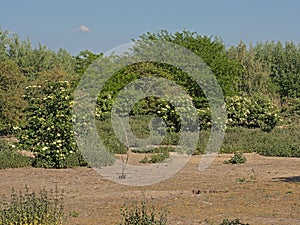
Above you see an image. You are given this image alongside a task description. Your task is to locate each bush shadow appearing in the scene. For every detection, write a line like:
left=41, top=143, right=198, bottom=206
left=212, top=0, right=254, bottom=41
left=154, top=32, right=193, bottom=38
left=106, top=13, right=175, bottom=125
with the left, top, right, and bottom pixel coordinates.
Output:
left=273, top=176, right=300, bottom=183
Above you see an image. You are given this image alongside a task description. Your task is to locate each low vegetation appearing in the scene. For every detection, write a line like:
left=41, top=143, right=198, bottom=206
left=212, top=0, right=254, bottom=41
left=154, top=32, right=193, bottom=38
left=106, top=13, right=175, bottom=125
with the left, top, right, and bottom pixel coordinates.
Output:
left=0, top=140, right=32, bottom=169
left=119, top=200, right=168, bottom=225
left=224, top=151, right=247, bottom=164
left=0, top=186, right=65, bottom=225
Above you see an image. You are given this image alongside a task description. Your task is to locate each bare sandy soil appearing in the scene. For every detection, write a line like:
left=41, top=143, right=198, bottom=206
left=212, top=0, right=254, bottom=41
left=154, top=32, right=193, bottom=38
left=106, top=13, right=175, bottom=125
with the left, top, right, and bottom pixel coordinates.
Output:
left=0, top=153, right=299, bottom=225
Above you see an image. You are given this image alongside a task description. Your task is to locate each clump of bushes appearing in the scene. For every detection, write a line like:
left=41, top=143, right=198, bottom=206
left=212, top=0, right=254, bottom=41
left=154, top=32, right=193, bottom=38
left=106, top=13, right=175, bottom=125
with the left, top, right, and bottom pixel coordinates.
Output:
left=224, top=151, right=247, bottom=164
left=119, top=200, right=168, bottom=225
left=0, top=186, right=65, bottom=225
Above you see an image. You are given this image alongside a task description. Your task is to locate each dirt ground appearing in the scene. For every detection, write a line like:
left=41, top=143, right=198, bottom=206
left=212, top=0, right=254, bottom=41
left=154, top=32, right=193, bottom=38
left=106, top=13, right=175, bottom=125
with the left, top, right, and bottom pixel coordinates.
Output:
left=0, top=153, right=299, bottom=225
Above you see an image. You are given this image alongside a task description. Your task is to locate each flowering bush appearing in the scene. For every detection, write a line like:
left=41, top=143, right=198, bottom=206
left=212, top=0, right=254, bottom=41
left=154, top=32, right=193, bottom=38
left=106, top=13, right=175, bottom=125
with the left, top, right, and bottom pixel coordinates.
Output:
left=226, top=95, right=279, bottom=131
left=18, top=81, right=78, bottom=168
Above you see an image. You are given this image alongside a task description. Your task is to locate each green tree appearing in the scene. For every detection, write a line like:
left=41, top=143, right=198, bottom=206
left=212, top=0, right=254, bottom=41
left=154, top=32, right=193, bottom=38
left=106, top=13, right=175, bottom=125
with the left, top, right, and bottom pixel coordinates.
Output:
left=138, top=30, right=243, bottom=96
left=0, top=60, right=27, bottom=134
left=74, top=49, right=102, bottom=76
left=227, top=41, right=277, bottom=97
left=254, top=41, right=300, bottom=99
left=0, top=28, right=76, bottom=80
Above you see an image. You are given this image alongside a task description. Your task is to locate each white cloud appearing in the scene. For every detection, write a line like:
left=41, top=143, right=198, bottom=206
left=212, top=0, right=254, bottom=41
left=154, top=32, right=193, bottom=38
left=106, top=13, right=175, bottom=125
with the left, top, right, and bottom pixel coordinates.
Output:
left=78, top=25, right=90, bottom=32
left=70, top=25, right=91, bottom=33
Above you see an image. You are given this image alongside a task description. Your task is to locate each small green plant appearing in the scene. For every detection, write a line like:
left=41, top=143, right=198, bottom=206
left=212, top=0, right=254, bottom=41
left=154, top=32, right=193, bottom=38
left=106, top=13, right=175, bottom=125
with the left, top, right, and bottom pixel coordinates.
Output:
left=249, top=168, right=256, bottom=181
left=119, top=200, right=168, bottom=225
left=0, top=186, right=65, bottom=225
left=224, top=151, right=247, bottom=164
left=236, top=177, right=246, bottom=183
left=221, top=218, right=249, bottom=225
left=68, top=210, right=79, bottom=218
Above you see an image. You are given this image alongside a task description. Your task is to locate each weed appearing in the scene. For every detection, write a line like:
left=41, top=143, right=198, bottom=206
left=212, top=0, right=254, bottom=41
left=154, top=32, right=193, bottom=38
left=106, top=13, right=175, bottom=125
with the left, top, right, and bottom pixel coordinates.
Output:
left=249, top=168, right=256, bottom=181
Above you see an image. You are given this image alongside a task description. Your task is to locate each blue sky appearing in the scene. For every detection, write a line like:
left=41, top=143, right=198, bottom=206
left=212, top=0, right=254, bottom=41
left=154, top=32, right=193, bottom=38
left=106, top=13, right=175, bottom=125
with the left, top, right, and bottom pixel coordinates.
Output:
left=1, top=0, right=300, bottom=55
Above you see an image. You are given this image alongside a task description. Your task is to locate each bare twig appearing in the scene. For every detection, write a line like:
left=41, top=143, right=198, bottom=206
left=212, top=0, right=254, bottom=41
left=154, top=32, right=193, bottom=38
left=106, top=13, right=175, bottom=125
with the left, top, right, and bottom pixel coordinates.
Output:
left=118, top=118, right=131, bottom=179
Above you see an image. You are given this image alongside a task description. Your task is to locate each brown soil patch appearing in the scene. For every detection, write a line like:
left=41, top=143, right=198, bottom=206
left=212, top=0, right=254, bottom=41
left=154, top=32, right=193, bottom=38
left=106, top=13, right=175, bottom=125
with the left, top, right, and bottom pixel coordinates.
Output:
left=1, top=153, right=299, bottom=224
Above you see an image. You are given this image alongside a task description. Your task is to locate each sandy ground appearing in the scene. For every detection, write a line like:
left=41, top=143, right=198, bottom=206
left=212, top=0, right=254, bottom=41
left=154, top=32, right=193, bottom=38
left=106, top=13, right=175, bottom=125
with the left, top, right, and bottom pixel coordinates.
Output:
left=0, top=153, right=299, bottom=225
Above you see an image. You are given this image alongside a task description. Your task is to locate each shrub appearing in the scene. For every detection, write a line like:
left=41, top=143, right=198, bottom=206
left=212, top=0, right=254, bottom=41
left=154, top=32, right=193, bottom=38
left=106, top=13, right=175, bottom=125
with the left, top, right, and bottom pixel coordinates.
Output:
left=226, top=95, right=279, bottom=131
left=224, top=151, right=247, bottom=164
left=119, top=200, right=168, bottom=225
left=0, top=186, right=65, bottom=225
left=18, top=81, right=80, bottom=168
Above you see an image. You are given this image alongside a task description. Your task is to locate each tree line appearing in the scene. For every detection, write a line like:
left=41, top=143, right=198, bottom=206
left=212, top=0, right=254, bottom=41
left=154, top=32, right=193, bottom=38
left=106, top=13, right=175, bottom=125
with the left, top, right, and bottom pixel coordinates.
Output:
left=0, top=28, right=299, bottom=167
left=1, top=28, right=299, bottom=134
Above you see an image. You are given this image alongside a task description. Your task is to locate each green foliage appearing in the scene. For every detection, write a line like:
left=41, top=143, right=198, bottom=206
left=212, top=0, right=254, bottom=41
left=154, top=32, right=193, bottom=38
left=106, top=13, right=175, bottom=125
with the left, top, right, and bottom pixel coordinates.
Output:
left=96, top=116, right=299, bottom=158
left=0, top=60, right=27, bottom=134
left=226, top=95, right=279, bottom=131
left=18, top=81, right=79, bottom=168
left=148, top=152, right=170, bottom=163
left=138, top=30, right=243, bottom=96
left=224, top=151, right=247, bottom=164
left=74, top=50, right=102, bottom=76
left=119, top=200, right=168, bottom=225
left=220, top=126, right=300, bottom=157
left=0, top=139, right=11, bottom=151
left=228, top=41, right=276, bottom=97
left=280, top=98, right=300, bottom=124
left=2, top=30, right=75, bottom=79
left=0, top=186, right=64, bottom=225
left=0, top=140, right=32, bottom=169
left=0, top=27, right=77, bottom=136
left=254, top=41, right=300, bottom=98
left=95, top=61, right=203, bottom=131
